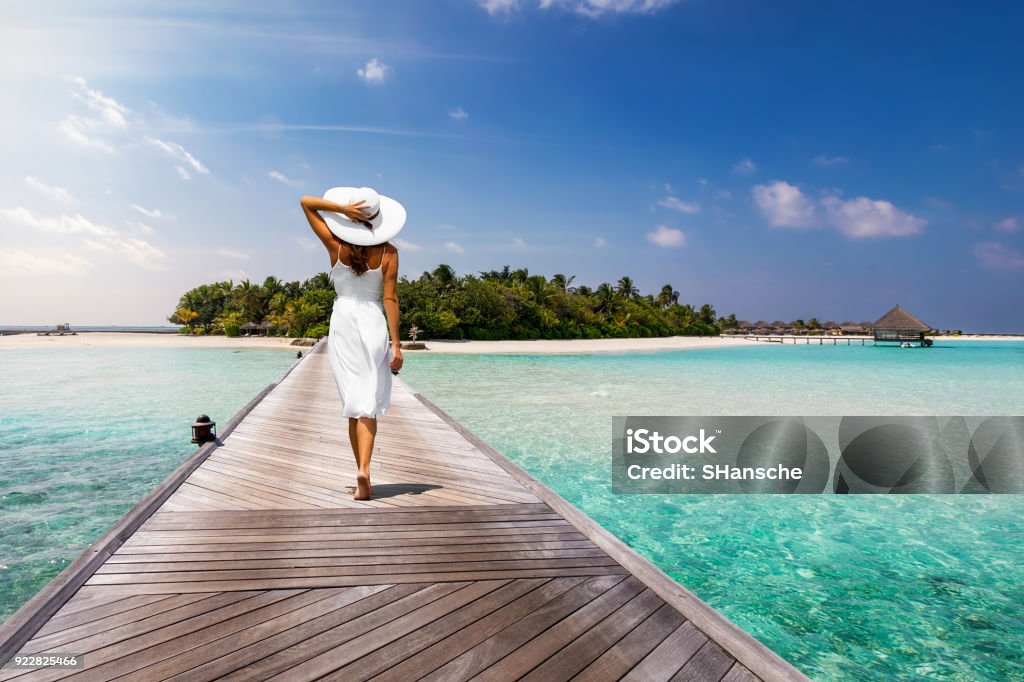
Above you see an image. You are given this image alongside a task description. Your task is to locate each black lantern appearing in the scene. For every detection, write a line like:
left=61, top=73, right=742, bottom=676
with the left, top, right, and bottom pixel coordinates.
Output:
left=191, top=414, right=217, bottom=445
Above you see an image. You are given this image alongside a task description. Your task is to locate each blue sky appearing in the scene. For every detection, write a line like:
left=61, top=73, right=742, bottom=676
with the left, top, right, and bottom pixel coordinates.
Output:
left=1, top=0, right=1022, bottom=331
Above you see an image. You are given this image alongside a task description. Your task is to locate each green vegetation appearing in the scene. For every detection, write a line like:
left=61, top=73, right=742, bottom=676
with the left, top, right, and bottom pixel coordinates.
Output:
left=167, top=265, right=721, bottom=339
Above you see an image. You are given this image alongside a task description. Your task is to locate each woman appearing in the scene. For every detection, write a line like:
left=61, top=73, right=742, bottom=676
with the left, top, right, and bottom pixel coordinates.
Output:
left=300, top=187, right=405, bottom=500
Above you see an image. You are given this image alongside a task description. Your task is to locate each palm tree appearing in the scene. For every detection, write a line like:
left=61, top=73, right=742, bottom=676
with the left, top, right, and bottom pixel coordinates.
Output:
left=594, top=283, right=617, bottom=314
left=525, top=275, right=554, bottom=304
left=655, top=284, right=679, bottom=309
left=699, top=304, right=717, bottom=325
left=616, top=276, right=639, bottom=299
left=479, top=265, right=512, bottom=282
left=234, top=279, right=265, bottom=322
left=550, top=273, right=577, bottom=292
left=807, top=317, right=821, bottom=330
left=430, top=264, right=459, bottom=288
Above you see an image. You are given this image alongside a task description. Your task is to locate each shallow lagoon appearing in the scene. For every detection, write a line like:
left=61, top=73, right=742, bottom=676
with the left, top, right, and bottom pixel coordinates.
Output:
left=398, top=341, right=1024, bottom=681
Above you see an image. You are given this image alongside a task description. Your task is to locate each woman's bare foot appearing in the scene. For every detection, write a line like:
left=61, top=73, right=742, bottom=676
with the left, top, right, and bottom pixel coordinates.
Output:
left=354, top=472, right=371, bottom=501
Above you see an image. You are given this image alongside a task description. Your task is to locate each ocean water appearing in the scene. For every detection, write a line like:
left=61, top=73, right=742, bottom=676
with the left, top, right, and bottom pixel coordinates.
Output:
left=397, top=341, right=1024, bottom=682
left=0, top=347, right=297, bottom=621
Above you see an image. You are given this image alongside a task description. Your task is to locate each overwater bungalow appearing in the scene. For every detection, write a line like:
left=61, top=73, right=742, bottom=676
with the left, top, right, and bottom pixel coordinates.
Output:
left=873, top=305, right=932, bottom=346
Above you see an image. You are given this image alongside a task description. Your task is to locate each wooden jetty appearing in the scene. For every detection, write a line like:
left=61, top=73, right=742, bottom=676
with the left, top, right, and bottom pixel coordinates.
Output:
left=0, top=341, right=807, bottom=681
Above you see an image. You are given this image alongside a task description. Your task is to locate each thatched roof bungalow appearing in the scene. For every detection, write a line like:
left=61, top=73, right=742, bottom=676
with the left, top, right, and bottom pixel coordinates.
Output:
left=873, top=305, right=932, bottom=345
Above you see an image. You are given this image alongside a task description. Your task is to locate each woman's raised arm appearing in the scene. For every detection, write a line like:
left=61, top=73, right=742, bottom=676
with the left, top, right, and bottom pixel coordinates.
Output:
left=300, top=196, right=371, bottom=253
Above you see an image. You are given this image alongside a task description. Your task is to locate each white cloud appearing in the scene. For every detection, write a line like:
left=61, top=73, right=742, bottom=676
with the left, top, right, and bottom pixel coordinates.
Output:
left=539, top=0, right=680, bottom=17
left=357, top=58, right=390, bottom=83
left=752, top=181, right=816, bottom=228
left=57, top=116, right=115, bottom=152
left=0, top=206, right=116, bottom=237
left=0, top=250, right=94, bottom=277
left=57, top=76, right=130, bottom=152
left=83, top=235, right=167, bottom=271
left=175, top=166, right=191, bottom=181
left=448, top=107, right=469, bottom=121
left=64, top=75, right=128, bottom=129
left=812, top=154, right=850, bottom=167
left=393, top=238, right=423, bottom=252
left=974, top=242, right=1024, bottom=270
left=127, top=221, right=155, bottom=235
left=130, top=203, right=162, bottom=219
left=733, top=157, right=756, bottom=175
left=146, top=137, right=209, bottom=175
left=512, top=237, right=527, bottom=248
left=479, top=0, right=520, bottom=14
left=994, top=217, right=1021, bottom=234
left=821, top=196, right=926, bottom=239
left=646, top=224, right=686, bottom=248
left=269, top=170, right=302, bottom=187
left=444, top=241, right=465, bottom=254
left=25, top=177, right=75, bottom=204
left=217, top=248, right=250, bottom=260
left=1, top=206, right=166, bottom=270
left=594, top=236, right=607, bottom=247
left=657, top=196, right=700, bottom=214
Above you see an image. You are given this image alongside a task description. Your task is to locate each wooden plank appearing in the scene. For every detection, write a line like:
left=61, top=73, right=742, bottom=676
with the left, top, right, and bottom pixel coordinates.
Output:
left=572, top=603, right=687, bottom=681
left=670, top=640, right=736, bottom=682
left=274, top=580, right=512, bottom=680
left=156, top=584, right=424, bottom=682
left=372, top=576, right=587, bottom=682
left=420, top=574, right=630, bottom=682
left=723, top=663, right=763, bottom=682
left=519, top=588, right=665, bottom=681
left=214, top=582, right=472, bottom=681
left=87, top=556, right=622, bottom=584
left=104, top=539, right=597, bottom=564
left=318, top=579, right=548, bottom=681
left=622, top=621, right=708, bottom=681
left=94, top=548, right=609, bottom=574
left=75, top=566, right=628, bottom=595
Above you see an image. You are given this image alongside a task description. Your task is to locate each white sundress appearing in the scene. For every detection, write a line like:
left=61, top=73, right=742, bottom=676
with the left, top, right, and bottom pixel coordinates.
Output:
left=327, top=252, right=392, bottom=418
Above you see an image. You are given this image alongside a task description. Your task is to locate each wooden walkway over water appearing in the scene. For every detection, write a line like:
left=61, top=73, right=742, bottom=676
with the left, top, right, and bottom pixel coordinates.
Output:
left=0, top=342, right=807, bottom=681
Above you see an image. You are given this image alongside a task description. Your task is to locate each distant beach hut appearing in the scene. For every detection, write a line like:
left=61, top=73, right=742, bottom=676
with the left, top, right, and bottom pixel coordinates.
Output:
left=258, top=320, right=275, bottom=336
left=840, top=322, right=866, bottom=335
left=737, top=320, right=754, bottom=331
left=240, top=321, right=259, bottom=337
left=873, top=305, right=932, bottom=346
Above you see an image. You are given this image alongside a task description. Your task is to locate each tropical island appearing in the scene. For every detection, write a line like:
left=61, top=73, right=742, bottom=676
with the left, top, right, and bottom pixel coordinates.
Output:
left=167, top=265, right=723, bottom=340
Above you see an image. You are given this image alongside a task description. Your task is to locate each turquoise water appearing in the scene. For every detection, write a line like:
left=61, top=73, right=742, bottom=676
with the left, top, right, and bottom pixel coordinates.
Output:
left=0, top=347, right=296, bottom=621
left=397, top=341, right=1024, bottom=681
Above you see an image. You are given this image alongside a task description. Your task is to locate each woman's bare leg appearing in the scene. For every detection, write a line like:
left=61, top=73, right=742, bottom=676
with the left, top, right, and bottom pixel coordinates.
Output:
left=353, top=416, right=377, bottom=500
left=347, top=418, right=359, bottom=467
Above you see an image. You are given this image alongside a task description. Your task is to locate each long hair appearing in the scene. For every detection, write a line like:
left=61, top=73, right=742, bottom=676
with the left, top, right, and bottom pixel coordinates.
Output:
left=344, top=240, right=371, bottom=275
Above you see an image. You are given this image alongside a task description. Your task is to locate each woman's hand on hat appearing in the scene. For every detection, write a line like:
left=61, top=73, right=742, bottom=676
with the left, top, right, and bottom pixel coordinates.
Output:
left=337, top=200, right=372, bottom=222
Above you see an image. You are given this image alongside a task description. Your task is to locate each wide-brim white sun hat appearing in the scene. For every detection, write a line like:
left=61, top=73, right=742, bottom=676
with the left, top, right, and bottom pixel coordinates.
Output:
left=322, top=186, right=407, bottom=246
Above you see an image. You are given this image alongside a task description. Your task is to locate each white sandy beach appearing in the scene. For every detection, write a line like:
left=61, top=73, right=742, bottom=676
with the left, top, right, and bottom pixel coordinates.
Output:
left=0, top=332, right=301, bottom=351
left=1, top=332, right=1018, bottom=353
left=0, top=332, right=755, bottom=354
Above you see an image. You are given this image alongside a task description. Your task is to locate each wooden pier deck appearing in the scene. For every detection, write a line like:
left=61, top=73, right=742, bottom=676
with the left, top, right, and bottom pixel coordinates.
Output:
left=0, top=341, right=807, bottom=681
